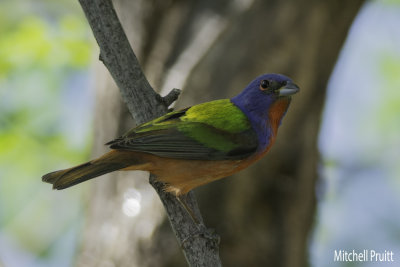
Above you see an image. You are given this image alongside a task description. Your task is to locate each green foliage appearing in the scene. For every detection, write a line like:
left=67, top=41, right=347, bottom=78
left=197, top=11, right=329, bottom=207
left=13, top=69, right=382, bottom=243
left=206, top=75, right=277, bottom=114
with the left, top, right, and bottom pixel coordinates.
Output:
left=378, top=54, right=400, bottom=187
left=0, top=1, right=93, bottom=263
left=379, top=54, right=400, bottom=127
left=0, top=15, right=91, bottom=76
left=379, top=0, right=400, bottom=5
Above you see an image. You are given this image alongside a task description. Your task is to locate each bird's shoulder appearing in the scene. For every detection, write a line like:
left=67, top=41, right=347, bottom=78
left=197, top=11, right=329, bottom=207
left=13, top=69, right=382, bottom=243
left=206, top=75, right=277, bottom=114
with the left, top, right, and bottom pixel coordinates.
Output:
left=180, top=99, right=251, bottom=132
left=125, top=99, right=251, bottom=135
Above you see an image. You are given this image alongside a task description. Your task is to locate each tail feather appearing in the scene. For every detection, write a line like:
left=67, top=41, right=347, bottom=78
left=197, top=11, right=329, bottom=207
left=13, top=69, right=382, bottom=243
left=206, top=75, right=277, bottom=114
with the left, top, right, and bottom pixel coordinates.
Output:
left=42, top=150, right=141, bottom=190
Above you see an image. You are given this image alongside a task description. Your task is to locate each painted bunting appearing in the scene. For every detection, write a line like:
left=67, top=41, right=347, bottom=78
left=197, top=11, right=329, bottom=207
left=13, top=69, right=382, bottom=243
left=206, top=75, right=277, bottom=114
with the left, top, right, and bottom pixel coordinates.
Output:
left=43, top=74, right=299, bottom=196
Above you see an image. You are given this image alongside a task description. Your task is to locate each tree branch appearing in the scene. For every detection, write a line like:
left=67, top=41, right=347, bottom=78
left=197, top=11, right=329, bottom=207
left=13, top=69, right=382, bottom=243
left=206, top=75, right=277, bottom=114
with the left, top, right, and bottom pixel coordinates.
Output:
left=77, top=0, right=222, bottom=265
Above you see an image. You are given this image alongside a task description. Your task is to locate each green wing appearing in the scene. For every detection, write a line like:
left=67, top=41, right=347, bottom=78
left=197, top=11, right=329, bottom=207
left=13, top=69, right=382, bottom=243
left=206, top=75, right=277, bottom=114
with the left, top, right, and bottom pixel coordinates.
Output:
left=107, top=99, right=258, bottom=160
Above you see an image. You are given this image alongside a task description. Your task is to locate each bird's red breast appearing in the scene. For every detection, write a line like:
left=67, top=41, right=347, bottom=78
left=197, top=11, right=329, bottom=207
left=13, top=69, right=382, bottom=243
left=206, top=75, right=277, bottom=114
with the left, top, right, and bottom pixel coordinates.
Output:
left=252, top=97, right=291, bottom=159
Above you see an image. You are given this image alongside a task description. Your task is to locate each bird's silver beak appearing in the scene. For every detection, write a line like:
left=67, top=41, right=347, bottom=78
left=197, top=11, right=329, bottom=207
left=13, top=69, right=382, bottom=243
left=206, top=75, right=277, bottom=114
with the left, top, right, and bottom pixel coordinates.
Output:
left=279, top=82, right=300, bottom=97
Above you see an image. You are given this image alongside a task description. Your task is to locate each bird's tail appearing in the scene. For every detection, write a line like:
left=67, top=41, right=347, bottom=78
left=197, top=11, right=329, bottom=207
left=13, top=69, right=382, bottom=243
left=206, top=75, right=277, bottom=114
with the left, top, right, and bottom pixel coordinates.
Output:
left=42, top=150, right=143, bottom=190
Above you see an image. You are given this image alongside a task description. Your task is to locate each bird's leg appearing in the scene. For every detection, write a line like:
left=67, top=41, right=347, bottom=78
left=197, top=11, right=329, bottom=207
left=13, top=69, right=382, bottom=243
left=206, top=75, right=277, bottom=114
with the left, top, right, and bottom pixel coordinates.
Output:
left=176, top=194, right=220, bottom=248
left=176, top=194, right=201, bottom=225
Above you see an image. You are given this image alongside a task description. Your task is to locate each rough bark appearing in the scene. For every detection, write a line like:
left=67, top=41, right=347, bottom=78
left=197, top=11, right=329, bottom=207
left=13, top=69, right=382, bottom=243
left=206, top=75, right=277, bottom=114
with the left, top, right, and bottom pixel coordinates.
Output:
left=76, top=0, right=365, bottom=266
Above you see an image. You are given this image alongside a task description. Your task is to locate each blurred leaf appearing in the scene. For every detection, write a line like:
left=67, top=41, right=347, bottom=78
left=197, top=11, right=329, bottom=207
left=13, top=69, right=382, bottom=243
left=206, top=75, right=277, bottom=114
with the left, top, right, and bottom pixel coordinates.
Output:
left=0, top=15, right=92, bottom=78
left=377, top=54, right=400, bottom=137
left=59, top=15, right=92, bottom=67
left=379, top=0, right=400, bottom=5
left=0, top=0, right=94, bottom=261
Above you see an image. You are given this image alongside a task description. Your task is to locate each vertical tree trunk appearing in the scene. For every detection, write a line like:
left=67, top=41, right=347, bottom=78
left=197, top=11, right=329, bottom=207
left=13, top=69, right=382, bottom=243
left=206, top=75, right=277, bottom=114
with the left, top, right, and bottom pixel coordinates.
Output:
left=76, top=0, right=364, bottom=266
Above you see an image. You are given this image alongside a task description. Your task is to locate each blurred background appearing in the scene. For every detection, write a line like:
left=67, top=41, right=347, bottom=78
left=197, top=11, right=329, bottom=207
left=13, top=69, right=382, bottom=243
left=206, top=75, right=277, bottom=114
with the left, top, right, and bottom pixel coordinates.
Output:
left=0, top=0, right=399, bottom=267
left=0, top=1, right=93, bottom=267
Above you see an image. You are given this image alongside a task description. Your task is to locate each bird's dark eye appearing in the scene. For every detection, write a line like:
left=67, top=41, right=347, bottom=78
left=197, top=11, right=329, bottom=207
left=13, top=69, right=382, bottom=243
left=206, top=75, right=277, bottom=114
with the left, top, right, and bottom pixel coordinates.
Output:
left=260, top=80, right=270, bottom=90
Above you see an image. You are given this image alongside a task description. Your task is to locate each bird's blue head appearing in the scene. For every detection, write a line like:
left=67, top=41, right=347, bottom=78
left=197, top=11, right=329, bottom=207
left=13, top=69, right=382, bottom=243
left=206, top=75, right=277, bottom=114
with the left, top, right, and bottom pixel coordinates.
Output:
left=231, top=73, right=299, bottom=150
left=231, top=73, right=299, bottom=119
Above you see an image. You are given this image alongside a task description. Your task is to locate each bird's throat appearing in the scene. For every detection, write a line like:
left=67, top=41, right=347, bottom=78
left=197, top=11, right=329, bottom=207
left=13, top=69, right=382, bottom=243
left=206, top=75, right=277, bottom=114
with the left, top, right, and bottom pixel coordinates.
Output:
left=267, top=97, right=292, bottom=135
left=256, top=97, right=292, bottom=154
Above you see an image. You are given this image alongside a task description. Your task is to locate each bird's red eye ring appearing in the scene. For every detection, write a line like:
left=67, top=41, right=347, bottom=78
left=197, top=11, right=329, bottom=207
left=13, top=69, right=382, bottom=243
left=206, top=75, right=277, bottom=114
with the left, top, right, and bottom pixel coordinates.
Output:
left=260, top=80, right=270, bottom=90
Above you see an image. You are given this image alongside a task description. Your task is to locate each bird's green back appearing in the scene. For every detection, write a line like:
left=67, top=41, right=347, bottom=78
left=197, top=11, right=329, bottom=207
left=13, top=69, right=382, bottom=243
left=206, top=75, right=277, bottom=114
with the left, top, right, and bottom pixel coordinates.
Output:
left=108, top=99, right=257, bottom=160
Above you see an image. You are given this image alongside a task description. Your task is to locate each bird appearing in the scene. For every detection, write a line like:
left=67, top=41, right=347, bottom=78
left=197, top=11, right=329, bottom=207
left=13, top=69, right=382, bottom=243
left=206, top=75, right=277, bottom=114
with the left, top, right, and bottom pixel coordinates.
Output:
left=42, top=73, right=299, bottom=197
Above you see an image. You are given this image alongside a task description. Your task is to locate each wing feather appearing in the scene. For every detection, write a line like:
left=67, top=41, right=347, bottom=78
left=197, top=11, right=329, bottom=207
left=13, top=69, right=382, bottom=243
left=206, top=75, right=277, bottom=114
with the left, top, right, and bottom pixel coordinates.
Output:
left=107, top=101, right=258, bottom=160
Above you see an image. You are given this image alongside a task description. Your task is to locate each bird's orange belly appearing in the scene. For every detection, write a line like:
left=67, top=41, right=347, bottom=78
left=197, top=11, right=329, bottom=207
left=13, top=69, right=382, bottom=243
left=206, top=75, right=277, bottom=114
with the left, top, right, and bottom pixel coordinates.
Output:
left=154, top=159, right=248, bottom=195
left=123, top=152, right=259, bottom=195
